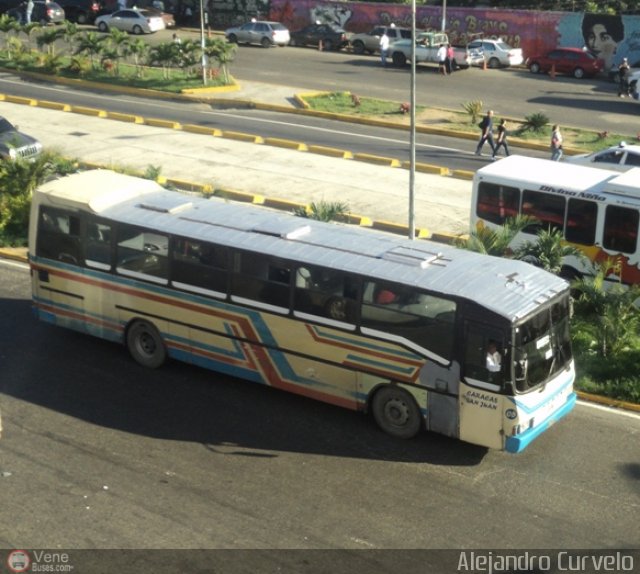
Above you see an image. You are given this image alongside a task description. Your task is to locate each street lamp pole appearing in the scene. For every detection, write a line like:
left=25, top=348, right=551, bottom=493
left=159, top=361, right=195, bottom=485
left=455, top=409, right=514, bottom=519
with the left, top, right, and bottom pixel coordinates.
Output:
left=408, top=0, right=416, bottom=240
left=441, top=0, right=447, bottom=33
left=200, top=0, right=207, bottom=85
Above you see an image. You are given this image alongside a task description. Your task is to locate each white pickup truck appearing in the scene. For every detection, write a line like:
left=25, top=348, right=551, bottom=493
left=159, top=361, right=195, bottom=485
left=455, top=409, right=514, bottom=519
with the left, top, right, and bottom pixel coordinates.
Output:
left=389, top=32, right=482, bottom=70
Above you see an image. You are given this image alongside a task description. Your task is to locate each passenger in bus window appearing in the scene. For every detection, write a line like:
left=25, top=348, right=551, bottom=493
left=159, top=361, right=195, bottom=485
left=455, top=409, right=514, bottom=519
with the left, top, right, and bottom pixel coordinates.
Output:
left=486, top=341, right=502, bottom=372
left=376, top=289, right=397, bottom=305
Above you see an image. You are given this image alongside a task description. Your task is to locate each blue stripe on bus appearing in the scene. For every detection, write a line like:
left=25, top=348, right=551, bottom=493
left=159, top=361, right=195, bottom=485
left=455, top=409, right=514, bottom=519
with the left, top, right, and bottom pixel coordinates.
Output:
left=505, top=392, right=577, bottom=453
left=506, top=375, right=574, bottom=415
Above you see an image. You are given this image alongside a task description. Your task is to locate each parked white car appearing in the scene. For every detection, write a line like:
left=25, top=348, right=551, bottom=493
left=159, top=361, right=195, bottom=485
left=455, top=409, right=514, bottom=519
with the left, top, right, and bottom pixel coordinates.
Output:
left=95, top=9, right=165, bottom=34
left=225, top=20, right=290, bottom=48
left=467, top=38, right=524, bottom=68
left=565, top=142, right=640, bottom=172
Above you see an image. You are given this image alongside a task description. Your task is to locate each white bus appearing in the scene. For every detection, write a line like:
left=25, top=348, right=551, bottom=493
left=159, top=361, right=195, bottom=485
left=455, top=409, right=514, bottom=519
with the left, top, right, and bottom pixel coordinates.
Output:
left=472, top=155, right=640, bottom=284
left=29, top=170, right=576, bottom=453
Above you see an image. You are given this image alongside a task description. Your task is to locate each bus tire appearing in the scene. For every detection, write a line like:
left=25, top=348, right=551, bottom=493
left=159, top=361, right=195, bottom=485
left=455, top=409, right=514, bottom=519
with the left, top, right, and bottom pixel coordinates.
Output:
left=372, top=386, right=421, bottom=439
left=126, top=320, right=166, bottom=369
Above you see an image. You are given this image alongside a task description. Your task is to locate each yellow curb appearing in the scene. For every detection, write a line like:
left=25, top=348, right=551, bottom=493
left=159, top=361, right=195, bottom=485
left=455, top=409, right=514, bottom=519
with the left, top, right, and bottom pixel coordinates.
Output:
left=182, top=83, right=240, bottom=95
left=430, top=232, right=466, bottom=245
left=263, top=137, right=308, bottom=151
left=307, top=145, right=353, bottom=159
left=371, top=220, right=429, bottom=238
left=354, top=153, right=401, bottom=168
left=70, top=106, right=107, bottom=118
left=37, top=100, right=71, bottom=112
left=263, top=197, right=306, bottom=211
left=221, top=131, right=264, bottom=144
left=0, top=247, right=28, bottom=262
left=335, top=213, right=373, bottom=227
left=402, top=161, right=451, bottom=176
left=144, top=118, right=181, bottom=129
left=451, top=169, right=475, bottom=180
left=164, top=178, right=212, bottom=193
left=106, top=111, right=144, bottom=124
left=215, top=188, right=265, bottom=204
left=576, top=390, right=640, bottom=412
left=4, top=94, right=37, bottom=106
left=183, top=124, right=223, bottom=137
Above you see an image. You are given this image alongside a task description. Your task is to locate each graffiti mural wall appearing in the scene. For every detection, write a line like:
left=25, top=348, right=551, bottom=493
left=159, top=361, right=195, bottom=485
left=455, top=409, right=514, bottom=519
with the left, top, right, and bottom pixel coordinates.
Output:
left=268, top=0, right=640, bottom=72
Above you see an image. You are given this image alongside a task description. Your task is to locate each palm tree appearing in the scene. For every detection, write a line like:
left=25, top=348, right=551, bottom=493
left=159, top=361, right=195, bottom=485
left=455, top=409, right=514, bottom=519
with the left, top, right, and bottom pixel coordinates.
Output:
left=203, top=37, right=236, bottom=84
left=36, top=27, right=64, bottom=56
left=176, top=38, right=199, bottom=76
left=19, top=22, right=39, bottom=51
left=0, top=14, right=20, bottom=57
left=456, top=215, right=535, bottom=257
left=127, top=38, right=149, bottom=78
left=572, top=260, right=640, bottom=358
left=106, top=28, right=129, bottom=76
left=62, top=20, right=78, bottom=54
left=148, top=42, right=178, bottom=80
left=293, top=201, right=348, bottom=222
left=75, top=31, right=104, bottom=70
left=513, top=227, right=586, bottom=275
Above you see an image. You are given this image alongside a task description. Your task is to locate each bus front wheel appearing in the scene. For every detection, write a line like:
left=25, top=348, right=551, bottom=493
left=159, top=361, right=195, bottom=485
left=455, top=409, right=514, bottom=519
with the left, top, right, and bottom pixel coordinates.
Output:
left=372, top=386, right=421, bottom=439
left=126, top=320, right=166, bottom=369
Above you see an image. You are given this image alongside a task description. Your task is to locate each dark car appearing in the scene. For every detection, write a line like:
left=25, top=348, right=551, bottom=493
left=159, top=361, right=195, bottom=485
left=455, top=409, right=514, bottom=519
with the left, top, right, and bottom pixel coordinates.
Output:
left=0, top=116, right=43, bottom=161
left=55, top=0, right=101, bottom=23
left=289, top=23, right=349, bottom=51
left=7, top=1, right=65, bottom=24
left=526, top=47, right=604, bottom=79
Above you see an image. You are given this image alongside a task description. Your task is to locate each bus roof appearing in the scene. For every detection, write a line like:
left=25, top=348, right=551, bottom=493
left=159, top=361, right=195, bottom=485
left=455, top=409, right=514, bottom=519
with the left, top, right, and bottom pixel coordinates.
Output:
left=474, top=155, right=618, bottom=192
left=37, top=170, right=570, bottom=323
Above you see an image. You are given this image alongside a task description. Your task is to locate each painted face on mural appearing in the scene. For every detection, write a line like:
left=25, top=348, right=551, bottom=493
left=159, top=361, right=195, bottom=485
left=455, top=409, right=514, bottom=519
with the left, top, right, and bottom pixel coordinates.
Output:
left=586, top=24, right=617, bottom=62
left=581, top=14, right=624, bottom=71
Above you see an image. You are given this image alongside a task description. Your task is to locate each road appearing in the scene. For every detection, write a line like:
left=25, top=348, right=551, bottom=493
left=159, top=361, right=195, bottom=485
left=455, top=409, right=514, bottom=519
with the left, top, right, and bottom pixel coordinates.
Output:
left=1, top=260, right=639, bottom=561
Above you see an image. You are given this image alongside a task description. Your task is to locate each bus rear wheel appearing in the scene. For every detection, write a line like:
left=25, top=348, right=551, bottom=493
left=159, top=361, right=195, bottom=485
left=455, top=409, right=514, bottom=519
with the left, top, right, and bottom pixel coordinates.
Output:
left=372, top=386, right=421, bottom=439
left=126, top=320, right=166, bottom=369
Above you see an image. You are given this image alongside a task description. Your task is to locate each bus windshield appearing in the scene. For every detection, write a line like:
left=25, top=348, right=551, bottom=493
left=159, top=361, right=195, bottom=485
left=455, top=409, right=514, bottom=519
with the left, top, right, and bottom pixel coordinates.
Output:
left=513, top=296, right=572, bottom=392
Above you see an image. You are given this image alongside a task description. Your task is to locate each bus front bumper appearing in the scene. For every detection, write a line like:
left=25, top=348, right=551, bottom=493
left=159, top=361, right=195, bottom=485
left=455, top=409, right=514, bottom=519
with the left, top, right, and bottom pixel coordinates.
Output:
left=505, top=392, right=577, bottom=454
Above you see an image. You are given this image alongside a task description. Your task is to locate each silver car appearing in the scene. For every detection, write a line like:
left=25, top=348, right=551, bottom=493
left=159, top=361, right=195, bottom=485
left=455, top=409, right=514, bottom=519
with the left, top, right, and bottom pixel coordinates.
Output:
left=564, top=142, right=640, bottom=172
left=225, top=20, right=290, bottom=48
left=0, top=116, right=43, bottom=161
left=95, top=9, right=165, bottom=34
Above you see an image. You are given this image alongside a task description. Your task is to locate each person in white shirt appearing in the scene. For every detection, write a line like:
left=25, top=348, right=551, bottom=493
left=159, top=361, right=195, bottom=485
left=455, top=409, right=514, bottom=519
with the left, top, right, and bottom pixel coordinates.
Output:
left=486, top=342, right=502, bottom=373
left=437, top=43, right=448, bottom=75
left=379, top=31, right=390, bottom=67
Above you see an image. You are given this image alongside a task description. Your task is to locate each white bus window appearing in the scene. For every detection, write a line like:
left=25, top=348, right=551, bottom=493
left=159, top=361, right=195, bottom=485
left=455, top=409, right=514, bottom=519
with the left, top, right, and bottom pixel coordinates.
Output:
left=293, top=266, right=358, bottom=323
left=36, top=206, right=82, bottom=265
left=522, top=189, right=565, bottom=234
left=86, top=220, right=112, bottom=269
left=172, top=238, right=228, bottom=296
left=361, top=281, right=456, bottom=360
left=565, top=198, right=597, bottom=246
left=116, top=225, right=168, bottom=281
left=603, top=205, right=639, bottom=254
left=476, top=182, right=520, bottom=225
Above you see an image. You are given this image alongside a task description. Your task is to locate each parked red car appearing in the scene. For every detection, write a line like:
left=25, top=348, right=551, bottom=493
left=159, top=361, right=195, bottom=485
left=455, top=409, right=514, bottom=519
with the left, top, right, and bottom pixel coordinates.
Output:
left=526, top=47, right=604, bottom=79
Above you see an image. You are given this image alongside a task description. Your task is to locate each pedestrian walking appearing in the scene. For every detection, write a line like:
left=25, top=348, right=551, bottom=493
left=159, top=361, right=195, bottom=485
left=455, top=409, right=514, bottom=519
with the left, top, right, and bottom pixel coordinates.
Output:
left=550, top=124, right=563, bottom=161
left=437, top=44, right=448, bottom=75
left=446, top=43, right=455, bottom=74
left=379, top=31, right=389, bottom=67
left=25, top=0, right=34, bottom=23
left=492, top=119, right=510, bottom=159
left=618, top=57, right=631, bottom=97
left=475, top=110, right=496, bottom=156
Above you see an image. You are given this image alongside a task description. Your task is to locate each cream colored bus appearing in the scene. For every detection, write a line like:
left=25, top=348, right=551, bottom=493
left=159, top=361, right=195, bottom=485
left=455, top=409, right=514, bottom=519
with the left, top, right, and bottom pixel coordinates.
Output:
left=29, top=170, right=576, bottom=452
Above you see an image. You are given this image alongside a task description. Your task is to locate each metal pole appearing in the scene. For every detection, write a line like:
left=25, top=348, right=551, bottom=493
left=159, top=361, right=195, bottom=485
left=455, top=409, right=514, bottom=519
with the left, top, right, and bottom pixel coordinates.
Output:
left=441, top=0, right=447, bottom=33
left=200, top=0, right=207, bottom=85
left=409, top=0, right=416, bottom=240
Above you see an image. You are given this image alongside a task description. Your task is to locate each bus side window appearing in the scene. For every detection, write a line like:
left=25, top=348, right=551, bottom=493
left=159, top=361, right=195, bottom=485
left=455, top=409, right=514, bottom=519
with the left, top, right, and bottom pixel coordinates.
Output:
left=230, top=252, right=290, bottom=309
left=361, top=282, right=456, bottom=360
left=171, top=238, right=228, bottom=296
left=565, top=198, right=597, bottom=246
left=522, top=189, right=565, bottom=234
left=603, top=205, right=639, bottom=254
left=36, top=206, right=82, bottom=266
left=85, top=219, right=113, bottom=269
left=476, top=182, right=520, bottom=225
left=293, top=266, right=358, bottom=323
left=116, top=225, right=169, bottom=280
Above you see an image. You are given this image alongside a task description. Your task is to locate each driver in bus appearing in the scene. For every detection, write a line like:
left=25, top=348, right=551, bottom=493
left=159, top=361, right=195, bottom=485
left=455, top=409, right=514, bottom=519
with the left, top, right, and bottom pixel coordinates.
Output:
left=486, top=341, right=502, bottom=372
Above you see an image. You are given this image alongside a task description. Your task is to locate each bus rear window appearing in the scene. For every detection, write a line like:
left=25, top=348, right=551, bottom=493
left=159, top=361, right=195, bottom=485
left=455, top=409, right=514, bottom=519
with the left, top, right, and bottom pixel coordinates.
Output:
left=603, top=205, right=639, bottom=254
left=476, top=182, right=520, bottom=225
left=565, top=198, right=597, bottom=245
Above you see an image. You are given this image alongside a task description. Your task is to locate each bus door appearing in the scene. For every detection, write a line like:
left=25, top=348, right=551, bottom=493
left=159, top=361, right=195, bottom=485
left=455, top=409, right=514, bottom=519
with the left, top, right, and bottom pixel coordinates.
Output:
left=459, top=321, right=506, bottom=450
